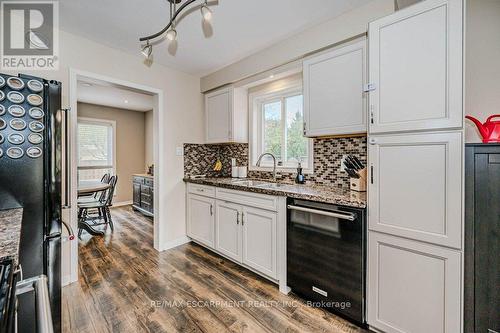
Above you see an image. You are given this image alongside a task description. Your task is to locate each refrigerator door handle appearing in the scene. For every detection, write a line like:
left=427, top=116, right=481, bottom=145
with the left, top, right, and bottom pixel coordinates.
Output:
left=62, top=108, right=71, bottom=209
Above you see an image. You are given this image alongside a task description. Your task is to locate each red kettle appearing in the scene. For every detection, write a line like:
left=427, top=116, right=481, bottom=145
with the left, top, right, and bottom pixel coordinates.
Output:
left=466, top=115, right=500, bottom=143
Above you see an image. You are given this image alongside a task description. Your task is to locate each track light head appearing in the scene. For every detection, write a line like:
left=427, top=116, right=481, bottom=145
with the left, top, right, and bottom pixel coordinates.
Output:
left=166, top=28, right=177, bottom=41
left=141, top=41, right=152, bottom=58
left=201, top=4, right=212, bottom=21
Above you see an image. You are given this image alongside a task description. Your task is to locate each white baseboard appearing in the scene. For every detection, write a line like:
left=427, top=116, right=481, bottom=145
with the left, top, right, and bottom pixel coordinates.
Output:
left=113, top=200, right=133, bottom=207
left=162, top=236, right=190, bottom=251
left=62, top=273, right=77, bottom=287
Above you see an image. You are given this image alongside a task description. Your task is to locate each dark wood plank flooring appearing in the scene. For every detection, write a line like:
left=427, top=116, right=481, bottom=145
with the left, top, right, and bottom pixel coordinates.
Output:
left=63, top=206, right=369, bottom=333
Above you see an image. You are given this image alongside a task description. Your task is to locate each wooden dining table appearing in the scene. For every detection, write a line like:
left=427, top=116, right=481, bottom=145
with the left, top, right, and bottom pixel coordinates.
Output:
left=77, top=181, right=111, bottom=196
left=77, top=181, right=111, bottom=236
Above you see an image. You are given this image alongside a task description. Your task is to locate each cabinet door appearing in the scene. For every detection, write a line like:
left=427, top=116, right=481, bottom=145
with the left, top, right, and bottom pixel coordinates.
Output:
left=241, top=206, right=277, bottom=279
left=133, top=183, right=141, bottom=207
left=368, top=131, right=462, bottom=248
left=368, top=0, right=463, bottom=133
left=215, top=201, right=242, bottom=262
left=304, top=39, right=367, bottom=137
left=206, top=88, right=232, bottom=143
left=187, top=194, right=215, bottom=248
left=368, top=232, right=461, bottom=333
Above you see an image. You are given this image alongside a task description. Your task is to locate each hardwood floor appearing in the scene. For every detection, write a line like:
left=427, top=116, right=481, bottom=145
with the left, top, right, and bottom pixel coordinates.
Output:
left=63, top=206, right=370, bottom=333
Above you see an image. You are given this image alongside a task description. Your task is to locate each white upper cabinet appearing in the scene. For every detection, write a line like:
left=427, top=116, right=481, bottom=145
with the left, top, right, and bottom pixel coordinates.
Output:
left=205, top=86, right=248, bottom=143
left=368, top=131, right=463, bottom=248
left=303, top=39, right=367, bottom=137
left=368, top=0, right=463, bottom=133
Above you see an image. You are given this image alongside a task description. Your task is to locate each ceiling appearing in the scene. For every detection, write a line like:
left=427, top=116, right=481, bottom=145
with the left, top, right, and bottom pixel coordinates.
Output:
left=77, top=78, right=154, bottom=112
left=60, top=0, right=372, bottom=76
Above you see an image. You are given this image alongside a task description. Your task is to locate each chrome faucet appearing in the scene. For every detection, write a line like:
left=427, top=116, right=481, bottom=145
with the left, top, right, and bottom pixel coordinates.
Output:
left=256, top=153, right=277, bottom=181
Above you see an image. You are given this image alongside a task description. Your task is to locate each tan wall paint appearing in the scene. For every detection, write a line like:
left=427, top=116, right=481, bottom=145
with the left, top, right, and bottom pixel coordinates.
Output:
left=200, top=0, right=394, bottom=92
left=145, top=110, right=154, bottom=168
left=1, top=30, right=204, bottom=280
left=465, top=0, right=500, bottom=142
left=78, top=102, right=146, bottom=203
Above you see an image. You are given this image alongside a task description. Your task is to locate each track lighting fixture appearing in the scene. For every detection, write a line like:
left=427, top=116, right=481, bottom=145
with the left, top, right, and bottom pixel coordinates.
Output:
left=139, top=0, right=216, bottom=57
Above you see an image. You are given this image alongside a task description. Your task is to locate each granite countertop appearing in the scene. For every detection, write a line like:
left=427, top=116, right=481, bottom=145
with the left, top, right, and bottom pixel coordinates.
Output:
left=184, top=177, right=366, bottom=208
left=0, top=208, right=23, bottom=264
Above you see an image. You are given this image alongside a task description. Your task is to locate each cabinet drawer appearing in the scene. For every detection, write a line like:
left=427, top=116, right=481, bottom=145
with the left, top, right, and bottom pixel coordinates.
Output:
left=140, top=185, right=150, bottom=195
left=216, top=188, right=278, bottom=212
left=141, top=202, right=152, bottom=213
left=187, top=183, right=216, bottom=197
left=141, top=193, right=151, bottom=203
left=144, top=178, right=153, bottom=186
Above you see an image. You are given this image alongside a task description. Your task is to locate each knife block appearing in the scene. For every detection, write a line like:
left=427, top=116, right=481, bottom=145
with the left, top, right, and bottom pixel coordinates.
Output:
left=349, top=168, right=367, bottom=192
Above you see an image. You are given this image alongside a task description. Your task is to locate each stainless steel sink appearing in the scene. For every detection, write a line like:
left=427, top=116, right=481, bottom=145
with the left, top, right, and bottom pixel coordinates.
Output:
left=254, top=182, right=288, bottom=189
left=231, top=179, right=287, bottom=189
left=231, top=179, right=268, bottom=186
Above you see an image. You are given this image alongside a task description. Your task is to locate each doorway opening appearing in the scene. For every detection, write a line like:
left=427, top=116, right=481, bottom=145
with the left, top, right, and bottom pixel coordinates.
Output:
left=65, top=70, right=164, bottom=284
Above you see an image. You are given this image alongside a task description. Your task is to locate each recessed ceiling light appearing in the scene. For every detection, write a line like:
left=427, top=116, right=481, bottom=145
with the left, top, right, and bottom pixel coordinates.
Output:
left=124, top=100, right=129, bottom=104
left=269, top=75, right=275, bottom=79
left=82, top=82, right=92, bottom=87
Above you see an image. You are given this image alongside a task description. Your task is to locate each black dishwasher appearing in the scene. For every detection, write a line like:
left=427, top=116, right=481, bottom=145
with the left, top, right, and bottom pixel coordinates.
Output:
left=287, top=198, right=366, bottom=325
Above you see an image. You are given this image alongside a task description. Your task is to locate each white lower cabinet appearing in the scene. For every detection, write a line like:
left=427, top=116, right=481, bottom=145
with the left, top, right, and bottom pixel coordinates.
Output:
left=242, top=206, right=277, bottom=279
left=186, top=194, right=215, bottom=248
left=215, top=201, right=242, bottom=262
left=368, top=231, right=462, bottom=333
left=187, top=186, right=280, bottom=281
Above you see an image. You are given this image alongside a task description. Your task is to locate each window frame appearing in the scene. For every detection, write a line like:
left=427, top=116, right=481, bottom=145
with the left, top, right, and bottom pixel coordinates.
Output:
left=76, top=117, right=117, bottom=183
left=249, top=80, right=313, bottom=174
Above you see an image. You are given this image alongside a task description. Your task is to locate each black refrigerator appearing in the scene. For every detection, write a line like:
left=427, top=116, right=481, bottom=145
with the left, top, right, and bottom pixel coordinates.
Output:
left=0, top=73, right=68, bottom=332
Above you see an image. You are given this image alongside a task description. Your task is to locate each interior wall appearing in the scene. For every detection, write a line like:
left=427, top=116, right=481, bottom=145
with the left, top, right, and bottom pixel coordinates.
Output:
left=77, top=102, right=146, bottom=203
left=200, top=0, right=394, bottom=92
left=1, top=29, right=204, bottom=281
left=465, top=0, right=500, bottom=143
left=144, top=110, right=154, bottom=168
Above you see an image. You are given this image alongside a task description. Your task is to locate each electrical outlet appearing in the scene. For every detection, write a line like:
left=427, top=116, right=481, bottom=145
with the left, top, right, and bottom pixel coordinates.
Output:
left=175, top=147, right=183, bottom=156
left=340, top=155, right=348, bottom=172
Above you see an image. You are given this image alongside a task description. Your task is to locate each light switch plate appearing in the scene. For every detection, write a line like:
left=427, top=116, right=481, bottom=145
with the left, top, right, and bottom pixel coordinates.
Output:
left=176, top=147, right=183, bottom=156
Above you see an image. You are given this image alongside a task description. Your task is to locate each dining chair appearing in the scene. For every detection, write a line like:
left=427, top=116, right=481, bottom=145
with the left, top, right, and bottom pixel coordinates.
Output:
left=78, top=175, right=118, bottom=237
left=77, top=173, right=110, bottom=203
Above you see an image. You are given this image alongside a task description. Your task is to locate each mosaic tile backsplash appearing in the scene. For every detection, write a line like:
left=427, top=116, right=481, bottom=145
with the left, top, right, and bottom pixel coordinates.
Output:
left=184, top=136, right=367, bottom=188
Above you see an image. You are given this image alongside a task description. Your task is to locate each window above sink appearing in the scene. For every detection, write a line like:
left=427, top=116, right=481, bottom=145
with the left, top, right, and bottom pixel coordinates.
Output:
left=248, top=74, right=313, bottom=174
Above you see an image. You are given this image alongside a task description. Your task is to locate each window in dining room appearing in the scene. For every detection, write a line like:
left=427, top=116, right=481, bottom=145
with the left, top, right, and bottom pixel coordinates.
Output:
left=77, top=117, right=116, bottom=183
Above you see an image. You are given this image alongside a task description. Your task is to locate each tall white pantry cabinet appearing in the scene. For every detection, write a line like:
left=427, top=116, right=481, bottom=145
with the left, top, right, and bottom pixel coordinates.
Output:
left=366, top=0, right=464, bottom=332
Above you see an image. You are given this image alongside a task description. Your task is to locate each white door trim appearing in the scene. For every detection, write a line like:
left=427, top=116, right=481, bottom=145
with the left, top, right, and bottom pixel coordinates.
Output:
left=65, top=68, right=165, bottom=285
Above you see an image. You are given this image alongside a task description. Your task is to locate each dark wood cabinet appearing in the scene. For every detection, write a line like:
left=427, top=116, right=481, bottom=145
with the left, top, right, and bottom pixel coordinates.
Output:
left=465, top=143, right=500, bottom=333
left=132, top=175, right=154, bottom=217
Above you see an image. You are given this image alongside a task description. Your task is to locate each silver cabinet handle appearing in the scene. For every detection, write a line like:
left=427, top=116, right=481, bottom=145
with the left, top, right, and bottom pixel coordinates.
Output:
left=210, top=204, right=213, bottom=216
left=16, top=275, right=54, bottom=333
left=241, top=212, right=245, bottom=226
left=236, top=211, right=239, bottom=224
left=287, top=205, right=356, bottom=221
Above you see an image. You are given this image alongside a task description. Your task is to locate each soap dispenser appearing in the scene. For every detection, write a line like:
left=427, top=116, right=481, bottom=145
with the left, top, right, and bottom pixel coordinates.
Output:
left=295, top=162, right=305, bottom=184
